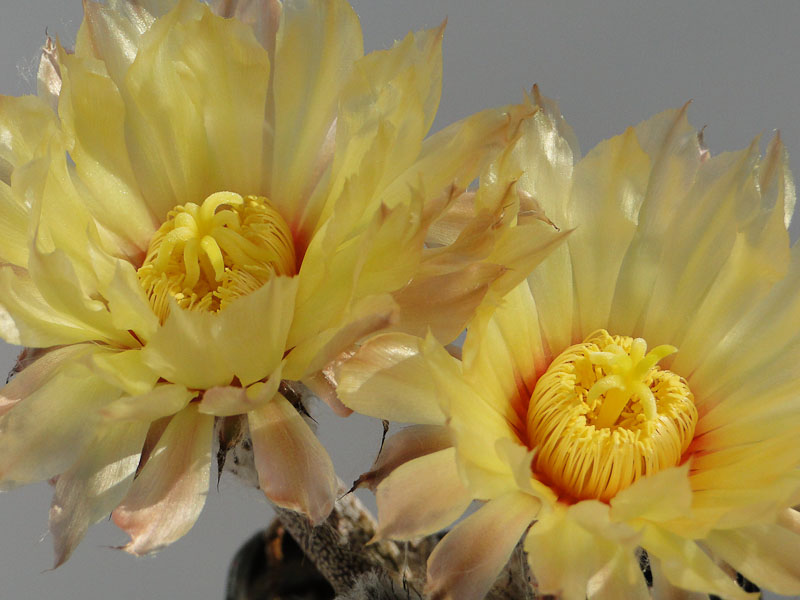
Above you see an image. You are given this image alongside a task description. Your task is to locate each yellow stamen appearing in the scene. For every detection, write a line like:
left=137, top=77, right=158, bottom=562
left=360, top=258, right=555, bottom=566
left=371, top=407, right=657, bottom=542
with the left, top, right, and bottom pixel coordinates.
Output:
left=137, top=192, right=296, bottom=322
left=527, top=330, right=697, bottom=502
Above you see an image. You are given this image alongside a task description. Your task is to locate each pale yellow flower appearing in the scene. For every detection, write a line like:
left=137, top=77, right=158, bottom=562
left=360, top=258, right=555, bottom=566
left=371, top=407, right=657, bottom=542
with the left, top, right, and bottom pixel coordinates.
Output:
left=0, top=0, right=561, bottom=565
left=339, top=93, right=800, bottom=599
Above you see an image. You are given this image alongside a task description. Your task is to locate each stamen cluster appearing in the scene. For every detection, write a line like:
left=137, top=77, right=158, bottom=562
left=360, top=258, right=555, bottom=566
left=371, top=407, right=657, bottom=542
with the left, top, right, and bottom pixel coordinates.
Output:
left=527, top=330, right=697, bottom=501
left=137, top=192, right=296, bottom=322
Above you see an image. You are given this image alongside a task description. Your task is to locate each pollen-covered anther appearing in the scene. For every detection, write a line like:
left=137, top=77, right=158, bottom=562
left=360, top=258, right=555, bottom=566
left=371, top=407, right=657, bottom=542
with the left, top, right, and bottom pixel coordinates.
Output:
left=137, top=192, right=296, bottom=322
left=527, top=330, right=697, bottom=502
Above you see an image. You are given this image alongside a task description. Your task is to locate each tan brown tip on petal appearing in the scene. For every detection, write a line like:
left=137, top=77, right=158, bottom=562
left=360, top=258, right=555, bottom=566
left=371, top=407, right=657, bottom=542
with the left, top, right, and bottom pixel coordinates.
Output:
left=112, top=405, right=214, bottom=555
left=249, top=394, right=337, bottom=525
left=426, top=492, right=540, bottom=600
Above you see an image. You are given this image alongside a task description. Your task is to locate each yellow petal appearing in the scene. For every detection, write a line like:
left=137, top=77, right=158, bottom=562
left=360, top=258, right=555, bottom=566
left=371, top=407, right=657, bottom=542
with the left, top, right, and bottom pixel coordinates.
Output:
left=373, top=448, right=470, bottom=541
left=142, top=304, right=232, bottom=389
left=285, top=293, right=397, bottom=381
left=462, top=282, right=544, bottom=433
left=380, top=103, right=534, bottom=212
left=0, top=266, right=104, bottom=346
left=198, top=362, right=282, bottom=417
left=610, top=464, right=692, bottom=524
left=0, top=182, right=29, bottom=267
left=58, top=49, right=156, bottom=252
left=269, top=0, right=362, bottom=236
left=88, top=348, right=158, bottom=397
left=705, top=522, right=800, bottom=596
left=143, top=275, right=297, bottom=389
left=426, top=336, right=521, bottom=495
left=0, top=345, right=92, bottom=417
left=289, top=190, right=422, bottom=353
left=487, top=219, right=571, bottom=302
left=209, top=0, right=281, bottom=57
left=641, top=142, right=763, bottom=348
left=49, top=420, right=149, bottom=566
left=426, top=491, right=540, bottom=600
left=672, top=135, right=792, bottom=385
left=307, top=25, right=444, bottom=233
left=525, top=504, right=643, bottom=600
left=641, top=526, right=752, bottom=600
left=26, top=244, right=132, bottom=348
left=393, top=261, right=504, bottom=343
left=249, top=393, right=337, bottom=525
left=336, top=332, right=446, bottom=425
left=0, top=93, right=59, bottom=265
left=353, top=424, right=452, bottom=491
left=507, top=103, right=577, bottom=353
left=567, top=125, right=649, bottom=334
left=0, top=94, right=59, bottom=179
left=112, top=404, right=213, bottom=555
left=588, top=550, right=651, bottom=600
left=100, top=261, right=160, bottom=342
left=79, top=0, right=162, bottom=85
left=101, top=383, right=195, bottom=422
left=603, top=106, right=700, bottom=336
left=426, top=190, right=476, bottom=247
left=214, top=275, right=298, bottom=386
left=125, top=0, right=269, bottom=215
left=0, top=349, right=121, bottom=489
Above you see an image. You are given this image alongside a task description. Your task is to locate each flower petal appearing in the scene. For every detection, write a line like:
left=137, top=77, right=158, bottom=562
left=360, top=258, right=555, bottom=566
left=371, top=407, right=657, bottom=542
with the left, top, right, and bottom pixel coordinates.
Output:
left=588, top=551, right=651, bottom=600
left=373, top=448, right=471, bottom=541
left=50, top=420, right=149, bottom=566
left=0, top=93, right=59, bottom=181
left=673, top=137, right=791, bottom=385
left=0, top=348, right=121, bottom=489
left=209, top=0, right=281, bottom=57
left=88, top=348, right=158, bottom=397
left=36, top=37, right=62, bottom=111
left=112, top=404, right=213, bottom=555
left=426, top=491, right=540, bottom=600
left=462, top=282, right=544, bottom=432
left=705, top=522, right=800, bottom=596
left=380, top=103, right=534, bottom=213
left=143, top=275, right=297, bottom=389
left=284, top=293, right=397, bottom=381
left=509, top=103, right=577, bottom=353
left=308, top=24, right=444, bottom=233
left=567, top=124, right=649, bottom=335
left=58, top=48, right=156, bottom=253
left=606, top=106, right=701, bottom=336
left=0, top=267, right=103, bottom=346
left=610, top=464, right=692, bottom=524
left=0, top=345, right=92, bottom=417
left=248, top=393, right=337, bottom=525
left=336, top=332, right=445, bottom=425
left=392, top=261, right=504, bottom=343
left=354, top=424, right=452, bottom=491
left=198, top=362, right=282, bottom=417
left=101, top=383, right=195, bottom=422
left=124, top=0, right=269, bottom=216
left=214, top=275, right=298, bottom=386
left=525, top=503, right=641, bottom=600
left=641, top=526, right=751, bottom=600
left=269, top=0, right=363, bottom=237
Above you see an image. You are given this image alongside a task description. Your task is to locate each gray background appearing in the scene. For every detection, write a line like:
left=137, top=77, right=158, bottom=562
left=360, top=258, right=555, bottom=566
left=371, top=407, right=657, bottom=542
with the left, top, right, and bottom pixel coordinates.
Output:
left=2, top=1, right=800, bottom=598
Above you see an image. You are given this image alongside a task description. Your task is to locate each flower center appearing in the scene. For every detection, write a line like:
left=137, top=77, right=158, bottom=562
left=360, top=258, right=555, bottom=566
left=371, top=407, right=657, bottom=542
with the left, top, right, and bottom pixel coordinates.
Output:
left=527, top=330, right=697, bottom=502
left=137, top=192, right=296, bottom=322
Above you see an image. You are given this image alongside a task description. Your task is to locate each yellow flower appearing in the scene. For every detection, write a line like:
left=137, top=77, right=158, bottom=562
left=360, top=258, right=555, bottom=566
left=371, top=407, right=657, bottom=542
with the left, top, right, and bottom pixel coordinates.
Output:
left=0, top=0, right=560, bottom=565
left=338, top=91, right=800, bottom=600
